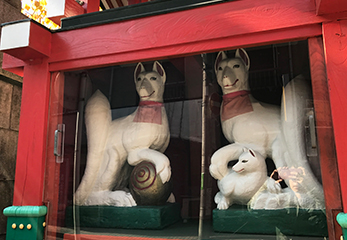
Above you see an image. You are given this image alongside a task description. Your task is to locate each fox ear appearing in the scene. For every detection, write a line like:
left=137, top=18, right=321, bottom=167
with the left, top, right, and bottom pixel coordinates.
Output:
left=134, top=62, right=145, bottom=82
left=235, top=48, right=250, bottom=71
left=248, top=149, right=256, bottom=157
left=215, top=51, right=227, bottom=74
left=152, top=61, right=166, bottom=83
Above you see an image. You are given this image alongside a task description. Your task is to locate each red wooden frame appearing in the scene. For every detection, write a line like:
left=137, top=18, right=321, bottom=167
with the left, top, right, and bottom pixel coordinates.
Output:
left=2, top=0, right=347, bottom=239
left=322, top=19, right=347, bottom=209
left=12, top=60, right=51, bottom=206
left=309, top=36, right=343, bottom=239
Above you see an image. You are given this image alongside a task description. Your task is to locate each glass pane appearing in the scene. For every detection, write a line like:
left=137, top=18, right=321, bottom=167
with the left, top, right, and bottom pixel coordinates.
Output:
left=44, top=41, right=330, bottom=240
left=202, top=41, right=327, bottom=239
left=45, top=56, right=204, bottom=239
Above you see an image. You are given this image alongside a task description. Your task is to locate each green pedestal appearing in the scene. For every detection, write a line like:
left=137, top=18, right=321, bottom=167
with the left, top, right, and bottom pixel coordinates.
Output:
left=213, top=205, right=328, bottom=237
left=65, top=203, right=181, bottom=229
left=3, top=206, right=47, bottom=240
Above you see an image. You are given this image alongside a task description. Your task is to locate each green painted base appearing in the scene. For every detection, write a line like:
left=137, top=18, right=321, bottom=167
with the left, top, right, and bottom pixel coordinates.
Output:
left=213, top=205, right=328, bottom=237
left=65, top=203, right=181, bottom=229
left=3, top=206, right=47, bottom=240
left=336, top=212, right=347, bottom=239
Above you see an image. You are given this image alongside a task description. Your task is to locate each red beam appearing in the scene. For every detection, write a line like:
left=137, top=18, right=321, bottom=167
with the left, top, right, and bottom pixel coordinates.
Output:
left=1, top=21, right=51, bottom=61
left=5, top=0, right=347, bottom=72
left=2, top=53, right=24, bottom=77
left=49, top=24, right=322, bottom=72
left=50, top=0, right=320, bottom=64
left=316, top=0, right=347, bottom=15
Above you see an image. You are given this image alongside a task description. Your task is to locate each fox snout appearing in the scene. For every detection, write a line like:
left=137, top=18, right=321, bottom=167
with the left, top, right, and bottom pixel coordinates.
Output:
left=232, top=164, right=245, bottom=173
left=220, top=67, right=237, bottom=86
left=140, top=78, right=152, bottom=89
left=222, top=66, right=235, bottom=78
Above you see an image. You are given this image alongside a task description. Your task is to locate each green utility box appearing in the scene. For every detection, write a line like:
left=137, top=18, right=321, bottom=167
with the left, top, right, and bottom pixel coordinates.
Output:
left=3, top=206, right=47, bottom=240
left=337, top=212, right=347, bottom=239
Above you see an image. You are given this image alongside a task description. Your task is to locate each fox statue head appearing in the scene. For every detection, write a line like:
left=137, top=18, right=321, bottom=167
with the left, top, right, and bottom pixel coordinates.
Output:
left=232, top=148, right=266, bottom=174
left=215, top=49, right=250, bottom=95
left=134, top=61, right=166, bottom=103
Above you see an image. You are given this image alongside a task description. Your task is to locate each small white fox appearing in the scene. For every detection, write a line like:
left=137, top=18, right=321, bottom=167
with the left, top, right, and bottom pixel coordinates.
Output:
left=215, top=148, right=282, bottom=210
left=74, top=61, right=171, bottom=206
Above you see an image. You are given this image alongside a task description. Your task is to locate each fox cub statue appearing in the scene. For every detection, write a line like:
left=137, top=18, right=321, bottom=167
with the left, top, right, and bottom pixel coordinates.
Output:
left=215, top=148, right=283, bottom=210
left=74, top=61, right=171, bottom=206
left=209, top=49, right=324, bottom=210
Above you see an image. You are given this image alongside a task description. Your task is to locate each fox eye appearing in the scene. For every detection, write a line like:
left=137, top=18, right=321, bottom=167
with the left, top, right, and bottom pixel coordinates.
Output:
left=233, top=64, right=240, bottom=68
left=137, top=77, right=142, bottom=81
left=218, top=66, right=223, bottom=71
left=241, top=159, right=248, bottom=163
left=150, top=77, right=157, bottom=81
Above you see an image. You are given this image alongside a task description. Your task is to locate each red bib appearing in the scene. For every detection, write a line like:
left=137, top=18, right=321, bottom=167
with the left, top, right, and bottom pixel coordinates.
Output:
left=133, top=101, right=163, bottom=125
left=221, top=91, right=253, bottom=122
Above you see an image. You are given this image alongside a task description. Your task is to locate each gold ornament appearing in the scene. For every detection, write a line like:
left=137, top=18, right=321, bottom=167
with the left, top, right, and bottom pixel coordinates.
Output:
left=129, top=160, right=172, bottom=205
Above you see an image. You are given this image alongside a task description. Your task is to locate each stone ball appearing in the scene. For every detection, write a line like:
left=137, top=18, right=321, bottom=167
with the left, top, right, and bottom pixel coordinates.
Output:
left=129, top=161, right=172, bottom=206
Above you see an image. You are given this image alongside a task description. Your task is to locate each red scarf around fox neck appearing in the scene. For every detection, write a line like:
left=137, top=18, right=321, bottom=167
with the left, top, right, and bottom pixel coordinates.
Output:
left=133, top=101, right=163, bottom=125
left=221, top=90, right=253, bottom=122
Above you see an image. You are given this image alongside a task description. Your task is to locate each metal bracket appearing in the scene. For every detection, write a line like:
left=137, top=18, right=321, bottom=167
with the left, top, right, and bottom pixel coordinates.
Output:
left=54, top=123, right=65, bottom=163
left=305, top=109, right=318, bottom=157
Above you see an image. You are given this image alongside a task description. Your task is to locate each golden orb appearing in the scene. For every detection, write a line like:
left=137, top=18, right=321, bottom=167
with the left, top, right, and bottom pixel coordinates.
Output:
left=129, top=160, right=172, bottom=205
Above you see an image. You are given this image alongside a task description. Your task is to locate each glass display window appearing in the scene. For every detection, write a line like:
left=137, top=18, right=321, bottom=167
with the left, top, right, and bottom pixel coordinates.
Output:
left=42, top=40, right=335, bottom=240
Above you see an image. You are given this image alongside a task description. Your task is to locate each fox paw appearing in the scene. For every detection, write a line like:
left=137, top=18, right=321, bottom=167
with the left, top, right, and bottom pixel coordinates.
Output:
left=108, top=191, right=137, bottom=206
left=217, top=201, right=230, bottom=210
left=84, top=190, right=137, bottom=207
left=216, top=196, right=230, bottom=210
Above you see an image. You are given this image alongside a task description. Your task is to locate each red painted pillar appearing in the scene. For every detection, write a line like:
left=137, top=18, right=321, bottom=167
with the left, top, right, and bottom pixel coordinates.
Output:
left=322, top=20, right=347, bottom=211
left=13, top=60, right=51, bottom=206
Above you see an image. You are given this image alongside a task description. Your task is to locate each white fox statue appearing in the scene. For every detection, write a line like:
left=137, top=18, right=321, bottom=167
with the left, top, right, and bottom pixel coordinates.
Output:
left=215, top=147, right=283, bottom=209
left=209, top=49, right=324, bottom=210
left=74, top=61, right=171, bottom=206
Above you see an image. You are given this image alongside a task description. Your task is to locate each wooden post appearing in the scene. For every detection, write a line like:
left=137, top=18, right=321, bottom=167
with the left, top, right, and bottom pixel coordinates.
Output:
left=309, top=36, right=343, bottom=240
left=322, top=20, right=347, bottom=211
left=13, top=59, right=51, bottom=206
